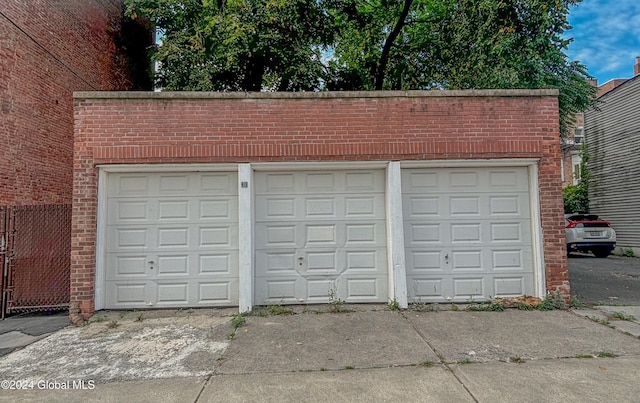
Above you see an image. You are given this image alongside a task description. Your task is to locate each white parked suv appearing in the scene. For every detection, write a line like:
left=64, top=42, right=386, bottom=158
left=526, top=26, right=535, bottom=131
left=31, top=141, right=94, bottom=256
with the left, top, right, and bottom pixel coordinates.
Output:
left=565, top=213, right=616, bottom=257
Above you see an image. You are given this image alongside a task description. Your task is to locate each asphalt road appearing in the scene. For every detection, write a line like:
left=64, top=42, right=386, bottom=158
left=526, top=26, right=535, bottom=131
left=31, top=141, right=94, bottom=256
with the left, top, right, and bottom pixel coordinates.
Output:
left=568, top=253, right=640, bottom=306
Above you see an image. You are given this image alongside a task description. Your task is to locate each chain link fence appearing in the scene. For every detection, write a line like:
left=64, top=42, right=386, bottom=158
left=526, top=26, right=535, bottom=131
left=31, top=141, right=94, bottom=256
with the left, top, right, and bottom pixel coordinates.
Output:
left=1, top=204, right=71, bottom=317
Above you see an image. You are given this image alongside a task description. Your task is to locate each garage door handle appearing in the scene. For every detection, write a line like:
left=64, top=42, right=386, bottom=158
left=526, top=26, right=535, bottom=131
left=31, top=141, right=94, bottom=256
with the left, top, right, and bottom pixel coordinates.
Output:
left=444, top=254, right=449, bottom=264
left=148, top=260, right=154, bottom=270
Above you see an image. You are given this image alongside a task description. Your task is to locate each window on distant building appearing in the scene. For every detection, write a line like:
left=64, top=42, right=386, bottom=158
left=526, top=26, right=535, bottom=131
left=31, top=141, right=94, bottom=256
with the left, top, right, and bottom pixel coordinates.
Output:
left=574, top=127, right=584, bottom=144
left=571, top=153, right=582, bottom=186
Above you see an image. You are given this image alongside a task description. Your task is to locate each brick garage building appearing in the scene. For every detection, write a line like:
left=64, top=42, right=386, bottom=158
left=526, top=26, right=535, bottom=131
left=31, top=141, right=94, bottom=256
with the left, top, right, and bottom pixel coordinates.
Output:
left=71, top=90, right=568, bottom=319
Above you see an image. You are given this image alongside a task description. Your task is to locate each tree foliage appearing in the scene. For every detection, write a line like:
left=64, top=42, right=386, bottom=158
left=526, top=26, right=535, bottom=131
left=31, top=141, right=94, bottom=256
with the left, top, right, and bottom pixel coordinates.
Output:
left=126, top=0, right=596, bottom=135
left=563, top=145, right=590, bottom=213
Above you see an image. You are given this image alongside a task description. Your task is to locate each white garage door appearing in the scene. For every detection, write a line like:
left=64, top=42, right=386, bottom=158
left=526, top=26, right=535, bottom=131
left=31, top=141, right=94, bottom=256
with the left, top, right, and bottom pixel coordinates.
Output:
left=403, top=167, right=533, bottom=302
left=104, top=172, right=239, bottom=309
left=255, top=170, right=388, bottom=304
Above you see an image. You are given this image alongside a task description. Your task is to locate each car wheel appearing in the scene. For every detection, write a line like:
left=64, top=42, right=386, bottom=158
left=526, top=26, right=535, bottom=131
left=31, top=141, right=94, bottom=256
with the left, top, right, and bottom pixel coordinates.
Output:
left=592, top=248, right=612, bottom=258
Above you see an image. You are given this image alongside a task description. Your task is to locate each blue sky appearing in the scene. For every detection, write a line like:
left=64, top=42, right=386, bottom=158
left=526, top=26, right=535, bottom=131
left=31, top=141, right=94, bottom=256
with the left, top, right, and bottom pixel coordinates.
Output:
left=566, top=0, right=640, bottom=84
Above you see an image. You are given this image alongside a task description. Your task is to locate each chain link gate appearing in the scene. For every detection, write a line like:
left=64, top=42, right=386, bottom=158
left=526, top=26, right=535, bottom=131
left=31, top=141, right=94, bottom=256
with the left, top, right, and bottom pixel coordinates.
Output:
left=0, top=206, right=13, bottom=319
left=0, top=205, right=71, bottom=318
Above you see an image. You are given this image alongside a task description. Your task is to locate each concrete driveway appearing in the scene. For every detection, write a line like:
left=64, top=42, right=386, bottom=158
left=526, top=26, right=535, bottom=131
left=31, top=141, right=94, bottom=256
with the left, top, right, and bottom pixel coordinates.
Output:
left=1, top=306, right=640, bottom=402
left=568, top=253, right=640, bottom=305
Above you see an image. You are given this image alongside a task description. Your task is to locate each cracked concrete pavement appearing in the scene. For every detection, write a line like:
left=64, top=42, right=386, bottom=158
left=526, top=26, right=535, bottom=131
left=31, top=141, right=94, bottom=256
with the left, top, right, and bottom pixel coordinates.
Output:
left=1, top=305, right=640, bottom=402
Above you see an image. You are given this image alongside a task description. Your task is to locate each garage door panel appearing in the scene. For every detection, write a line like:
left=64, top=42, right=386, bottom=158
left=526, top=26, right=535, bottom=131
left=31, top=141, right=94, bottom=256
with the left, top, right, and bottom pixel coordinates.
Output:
left=494, top=277, right=526, bottom=296
left=408, top=247, right=531, bottom=273
left=108, top=251, right=237, bottom=277
left=111, top=201, right=149, bottom=222
left=198, top=282, right=235, bottom=304
left=156, top=255, right=189, bottom=274
left=199, top=199, right=235, bottom=220
left=109, top=255, right=147, bottom=277
left=410, top=274, right=532, bottom=301
left=262, top=173, right=296, bottom=193
left=200, top=173, right=236, bottom=195
left=263, top=197, right=297, bottom=218
left=256, top=171, right=385, bottom=194
left=105, top=172, right=239, bottom=309
left=158, top=227, right=189, bottom=248
left=345, top=171, right=381, bottom=190
left=406, top=223, right=441, bottom=244
left=106, top=282, right=150, bottom=307
left=404, top=167, right=534, bottom=302
left=307, top=279, right=333, bottom=301
left=109, top=227, right=148, bottom=250
left=305, top=172, right=335, bottom=191
left=405, top=171, right=439, bottom=191
left=488, top=170, right=528, bottom=190
left=345, top=197, right=375, bottom=217
left=256, top=250, right=297, bottom=273
left=110, top=175, right=150, bottom=197
left=346, top=224, right=378, bottom=243
left=255, top=170, right=387, bottom=304
left=408, top=271, right=534, bottom=302
left=453, top=278, right=485, bottom=298
left=306, top=198, right=336, bottom=217
left=157, top=200, right=189, bottom=220
left=404, top=194, right=529, bottom=220
left=158, top=174, right=190, bottom=193
left=108, top=225, right=237, bottom=252
left=111, top=172, right=239, bottom=198
left=109, top=197, right=238, bottom=225
left=405, top=221, right=533, bottom=246
left=345, top=278, right=380, bottom=299
left=346, top=250, right=379, bottom=270
left=404, top=168, right=529, bottom=192
left=306, top=224, right=337, bottom=245
left=406, top=197, right=440, bottom=217
left=199, top=225, right=235, bottom=247
left=450, top=223, right=481, bottom=242
left=450, top=196, right=480, bottom=215
left=449, top=171, right=480, bottom=189
left=256, top=224, right=299, bottom=247
left=451, top=251, right=483, bottom=270
left=257, top=196, right=385, bottom=222
left=306, top=251, right=338, bottom=272
left=156, top=282, right=189, bottom=304
left=492, top=250, right=525, bottom=270
left=260, top=279, right=300, bottom=302
left=200, top=253, right=235, bottom=274
left=490, top=195, right=527, bottom=216
left=410, top=278, right=443, bottom=300
left=409, top=251, right=442, bottom=272
left=490, top=222, right=526, bottom=242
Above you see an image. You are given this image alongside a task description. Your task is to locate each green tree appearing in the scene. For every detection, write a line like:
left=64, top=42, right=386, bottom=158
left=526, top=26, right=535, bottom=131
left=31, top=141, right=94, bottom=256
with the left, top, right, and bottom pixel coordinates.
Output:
left=126, top=0, right=596, bottom=135
left=563, top=145, right=589, bottom=213
left=428, top=0, right=596, bottom=135
left=126, top=0, right=333, bottom=91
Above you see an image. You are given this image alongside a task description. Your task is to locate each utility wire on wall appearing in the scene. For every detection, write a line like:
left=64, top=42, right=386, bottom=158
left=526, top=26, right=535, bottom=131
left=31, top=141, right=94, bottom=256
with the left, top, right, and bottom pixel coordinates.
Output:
left=0, top=9, right=98, bottom=90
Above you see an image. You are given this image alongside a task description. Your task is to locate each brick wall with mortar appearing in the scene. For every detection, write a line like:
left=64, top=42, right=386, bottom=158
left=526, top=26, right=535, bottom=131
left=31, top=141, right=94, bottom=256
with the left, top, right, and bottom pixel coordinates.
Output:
left=0, top=0, right=143, bottom=205
left=72, top=90, right=568, bottom=318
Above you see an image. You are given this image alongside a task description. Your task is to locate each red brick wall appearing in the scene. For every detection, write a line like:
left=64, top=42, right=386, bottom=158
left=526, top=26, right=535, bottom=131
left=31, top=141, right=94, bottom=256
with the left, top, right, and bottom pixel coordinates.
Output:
left=72, top=91, right=568, bottom=317
left=0, top=0, right=140, bottom=205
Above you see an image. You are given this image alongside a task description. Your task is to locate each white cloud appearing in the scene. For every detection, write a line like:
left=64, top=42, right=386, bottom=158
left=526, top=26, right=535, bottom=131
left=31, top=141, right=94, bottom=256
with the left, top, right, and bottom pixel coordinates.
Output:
left=566, top=0, right=640, bottom=81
